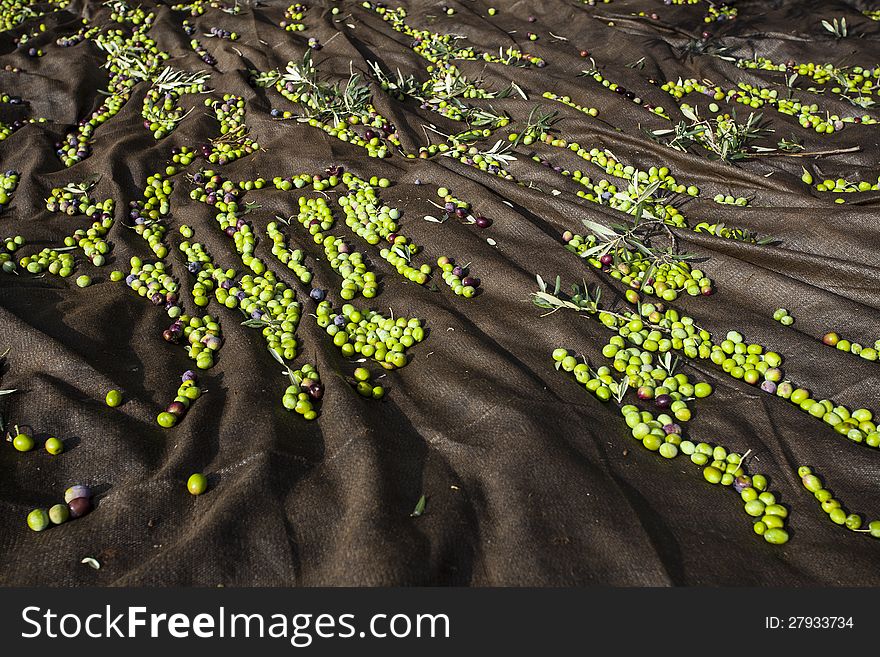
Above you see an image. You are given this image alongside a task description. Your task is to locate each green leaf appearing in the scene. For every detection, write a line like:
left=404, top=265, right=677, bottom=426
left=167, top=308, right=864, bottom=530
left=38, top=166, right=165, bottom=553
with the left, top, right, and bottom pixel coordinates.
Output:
left=581, top=218, right=618, bottom=239
left=533, top=291, right=561, bottom=305
left=411, top=494, right=427, bottom=517
left=580, top=243, right=610, bottom=258
left=680, top=104, right=699, bottom=122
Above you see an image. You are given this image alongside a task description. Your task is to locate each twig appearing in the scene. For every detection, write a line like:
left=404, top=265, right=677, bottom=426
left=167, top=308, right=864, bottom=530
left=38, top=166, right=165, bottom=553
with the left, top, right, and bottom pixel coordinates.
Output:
left=748, top=146, right=861, bottom=158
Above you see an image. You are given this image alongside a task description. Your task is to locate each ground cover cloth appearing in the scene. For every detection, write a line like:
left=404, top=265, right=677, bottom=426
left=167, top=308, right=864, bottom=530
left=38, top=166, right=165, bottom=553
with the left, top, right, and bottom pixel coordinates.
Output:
left=1, top=0, right=879, bottom=586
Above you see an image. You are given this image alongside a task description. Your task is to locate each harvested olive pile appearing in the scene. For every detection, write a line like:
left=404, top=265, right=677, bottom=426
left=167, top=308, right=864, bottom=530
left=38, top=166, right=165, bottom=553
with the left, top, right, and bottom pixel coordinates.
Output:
left=1, top=0, right=879, bottom=586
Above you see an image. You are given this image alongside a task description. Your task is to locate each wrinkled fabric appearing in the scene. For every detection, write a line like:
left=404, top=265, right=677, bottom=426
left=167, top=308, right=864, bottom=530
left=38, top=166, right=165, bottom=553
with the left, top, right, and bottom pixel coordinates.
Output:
left=1, top=0, right=879, bottom=586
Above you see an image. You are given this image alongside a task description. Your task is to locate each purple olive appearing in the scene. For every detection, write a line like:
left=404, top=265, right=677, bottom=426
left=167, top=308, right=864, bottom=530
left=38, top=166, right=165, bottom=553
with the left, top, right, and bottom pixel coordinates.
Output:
left=64, top=485, right=92, bottom=504
left=166, top=401, right=187, bottom=417
left=636, top=386, right=654, bottom=401
left=68, top=497, right=92, bottom=519
left=474, top=215, right=492, bottom=229
left=655, top=394, right=672, bottom=409
left=203, top=336, right=222, bottom=351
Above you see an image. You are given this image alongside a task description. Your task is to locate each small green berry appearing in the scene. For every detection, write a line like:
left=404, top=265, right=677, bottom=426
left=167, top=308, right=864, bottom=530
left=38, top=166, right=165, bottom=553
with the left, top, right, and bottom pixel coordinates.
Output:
left=27, top=508, right=50, bottom=531
left=187, top=473, right=208, bottom=495
left=763, top=528, right=789, bottom=545
left=45, top=437, right=64, bottom=455
left=49, top=503, right=70, bottom=525
left=693, top=382, right=713, bottom=398
left=157, top=411, right=177, bottom=428
left=13, top=432, right=35, bottom=452
left=105, top=389, right=123, bottom=407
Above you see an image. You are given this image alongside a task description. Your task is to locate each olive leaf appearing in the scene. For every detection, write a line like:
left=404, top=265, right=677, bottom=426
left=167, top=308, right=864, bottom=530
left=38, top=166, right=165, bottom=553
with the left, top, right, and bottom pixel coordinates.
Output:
left=509, top=81, right=528, bottom=100
left=410, top=494, right=427, bottom=517
left=821, top=17, right=847, bottom=38
left=611, top=377, right=629, bottom=405
left=81, top=557, right=101, bottom=570
left=581, top=218, right=618, bottom=240
left=268, top=348, right=286, bottom=366
left=659, top=352, right=680, bottom=375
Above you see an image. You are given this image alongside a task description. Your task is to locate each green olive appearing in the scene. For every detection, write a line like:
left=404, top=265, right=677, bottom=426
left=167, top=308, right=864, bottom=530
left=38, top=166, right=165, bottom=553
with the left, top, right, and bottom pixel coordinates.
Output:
left=13, top=433, right=35, bottom=452
left=45, top=437, right=64, bottom=455
left=187, top=473, right=208, bottom=496
left=27, top=508, right=50, bottom=532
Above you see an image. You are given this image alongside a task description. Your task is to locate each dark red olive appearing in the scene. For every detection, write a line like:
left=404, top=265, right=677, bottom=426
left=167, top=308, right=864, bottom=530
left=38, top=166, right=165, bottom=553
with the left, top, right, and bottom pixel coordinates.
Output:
left=308, top=383, right=324, bottom=400
left=167, top=401, right=187, bottom=416
left=68, top=497, right=92, bottom=519
left=600, top=254, right=613, bottom=266
left=474, top=215, right=492, bottom=228
left=655, top=394, right=672, bottom=409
